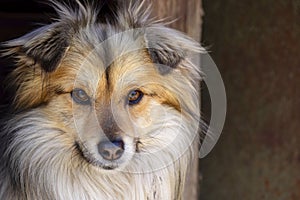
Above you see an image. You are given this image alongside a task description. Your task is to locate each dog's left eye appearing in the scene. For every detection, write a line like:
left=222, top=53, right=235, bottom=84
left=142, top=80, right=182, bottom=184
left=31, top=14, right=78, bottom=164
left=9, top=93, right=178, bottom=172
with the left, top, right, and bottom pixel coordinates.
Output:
left=71, top=89, right=91, bottom=105
left=128, top=90, right=143, bottom=105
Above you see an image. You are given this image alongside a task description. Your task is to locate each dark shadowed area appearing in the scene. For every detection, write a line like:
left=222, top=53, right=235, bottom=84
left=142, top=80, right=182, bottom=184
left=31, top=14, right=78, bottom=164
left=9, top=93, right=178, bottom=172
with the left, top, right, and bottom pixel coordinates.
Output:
left=200, top=0, right=300, bottom=199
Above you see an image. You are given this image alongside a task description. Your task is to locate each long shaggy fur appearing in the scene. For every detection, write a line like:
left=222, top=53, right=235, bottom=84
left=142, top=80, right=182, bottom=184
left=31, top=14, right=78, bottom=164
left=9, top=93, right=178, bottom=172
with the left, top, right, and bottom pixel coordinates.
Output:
left=0, top=1, right=203, bottom=199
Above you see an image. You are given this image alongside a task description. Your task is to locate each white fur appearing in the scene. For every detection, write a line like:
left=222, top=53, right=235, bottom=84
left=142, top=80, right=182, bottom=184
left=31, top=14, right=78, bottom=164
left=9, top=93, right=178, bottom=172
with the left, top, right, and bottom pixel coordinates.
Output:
left=0, top=101, right=197, bottom=199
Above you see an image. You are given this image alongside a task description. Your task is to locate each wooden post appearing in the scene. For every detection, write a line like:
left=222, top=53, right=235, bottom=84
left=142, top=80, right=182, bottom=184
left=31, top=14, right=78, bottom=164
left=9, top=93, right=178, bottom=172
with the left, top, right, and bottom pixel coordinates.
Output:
left=152, top=1, right=203, bottom=199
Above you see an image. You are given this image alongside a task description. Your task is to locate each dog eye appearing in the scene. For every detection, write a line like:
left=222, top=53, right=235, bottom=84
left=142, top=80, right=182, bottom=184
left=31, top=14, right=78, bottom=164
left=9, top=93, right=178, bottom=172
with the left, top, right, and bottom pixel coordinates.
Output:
left=71, top=89, right=91, bottom=105
left=128, top=90, right=143, bottom=105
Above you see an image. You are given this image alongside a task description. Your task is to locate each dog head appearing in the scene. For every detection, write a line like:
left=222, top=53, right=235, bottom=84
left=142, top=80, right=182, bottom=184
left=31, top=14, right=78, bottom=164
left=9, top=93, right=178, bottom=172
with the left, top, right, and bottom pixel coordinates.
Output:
left=3, top=0, right=203, bottom=172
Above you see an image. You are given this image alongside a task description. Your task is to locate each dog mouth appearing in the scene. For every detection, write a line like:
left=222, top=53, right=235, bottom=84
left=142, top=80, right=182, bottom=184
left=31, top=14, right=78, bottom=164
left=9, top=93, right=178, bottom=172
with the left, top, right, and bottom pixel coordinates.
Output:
left=74, top=138, right=140, bottom=170
left=135, top=139, right=142, bottom=153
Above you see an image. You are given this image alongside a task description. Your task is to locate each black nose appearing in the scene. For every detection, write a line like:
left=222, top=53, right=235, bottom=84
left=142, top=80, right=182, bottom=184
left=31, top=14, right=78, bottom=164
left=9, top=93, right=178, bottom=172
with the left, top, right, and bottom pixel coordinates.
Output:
left=98, top=139, right=124, bottom=161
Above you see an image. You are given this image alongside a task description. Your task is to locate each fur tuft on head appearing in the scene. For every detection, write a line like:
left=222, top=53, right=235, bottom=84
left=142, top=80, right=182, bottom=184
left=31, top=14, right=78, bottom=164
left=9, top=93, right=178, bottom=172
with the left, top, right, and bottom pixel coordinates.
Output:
left=2, top=0, right=202, bottom=72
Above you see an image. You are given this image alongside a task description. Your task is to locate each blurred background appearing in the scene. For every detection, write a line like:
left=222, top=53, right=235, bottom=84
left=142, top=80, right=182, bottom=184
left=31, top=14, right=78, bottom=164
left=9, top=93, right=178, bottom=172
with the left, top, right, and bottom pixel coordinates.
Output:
left=200, top=0, right=300, bottom=199
left=0, top=0, right=299, bottom=199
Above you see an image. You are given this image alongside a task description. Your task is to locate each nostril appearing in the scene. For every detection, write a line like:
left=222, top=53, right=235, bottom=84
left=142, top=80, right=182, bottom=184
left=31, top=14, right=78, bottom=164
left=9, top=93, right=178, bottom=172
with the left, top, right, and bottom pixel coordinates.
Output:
left=115, top=149, right=123, bottom=157
left=100, top=149, right=111, bottom=159
left=98, top=139, right=124, bottom=161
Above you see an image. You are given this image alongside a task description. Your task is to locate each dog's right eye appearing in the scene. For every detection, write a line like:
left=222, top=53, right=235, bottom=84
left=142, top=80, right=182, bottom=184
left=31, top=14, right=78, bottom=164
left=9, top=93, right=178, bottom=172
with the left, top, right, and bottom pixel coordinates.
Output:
left=71, top=89, right=91, bottom=105
left=128, top=90, right=144, bottom=105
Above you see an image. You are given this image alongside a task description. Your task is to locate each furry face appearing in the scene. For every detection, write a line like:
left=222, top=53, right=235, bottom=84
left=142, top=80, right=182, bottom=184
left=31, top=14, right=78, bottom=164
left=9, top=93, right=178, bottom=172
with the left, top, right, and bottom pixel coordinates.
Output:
left=0, top=1, right=202, bottom=199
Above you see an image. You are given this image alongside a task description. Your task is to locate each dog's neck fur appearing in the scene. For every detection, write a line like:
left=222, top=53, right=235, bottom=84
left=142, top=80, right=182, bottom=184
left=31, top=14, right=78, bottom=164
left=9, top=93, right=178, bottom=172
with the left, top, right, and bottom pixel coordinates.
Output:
left=0, top=110, right=192, bottom=200
left=0, top=93, right=195, bottom=199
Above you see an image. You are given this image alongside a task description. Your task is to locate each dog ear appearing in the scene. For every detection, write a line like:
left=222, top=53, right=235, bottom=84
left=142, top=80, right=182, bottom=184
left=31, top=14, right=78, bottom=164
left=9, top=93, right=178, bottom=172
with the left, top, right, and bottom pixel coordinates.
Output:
left=145, top=27, right=201, bottom=74
left=2, top=23, right=69, bottom=72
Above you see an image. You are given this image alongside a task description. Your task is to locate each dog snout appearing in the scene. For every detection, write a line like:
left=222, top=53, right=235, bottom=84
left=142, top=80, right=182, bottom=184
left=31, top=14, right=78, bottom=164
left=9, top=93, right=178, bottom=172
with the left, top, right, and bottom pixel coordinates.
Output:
left=97, top=139, right=124, bottom=161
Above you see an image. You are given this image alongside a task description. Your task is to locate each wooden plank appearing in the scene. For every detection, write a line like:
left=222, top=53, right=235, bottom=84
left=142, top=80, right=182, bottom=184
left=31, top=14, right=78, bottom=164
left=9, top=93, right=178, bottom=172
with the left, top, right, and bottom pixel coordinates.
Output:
left=152, top=1, right=203, bottom=199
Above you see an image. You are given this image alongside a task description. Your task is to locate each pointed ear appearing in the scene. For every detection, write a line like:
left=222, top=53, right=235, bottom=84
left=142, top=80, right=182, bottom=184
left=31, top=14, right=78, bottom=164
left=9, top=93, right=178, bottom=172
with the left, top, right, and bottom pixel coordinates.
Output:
left=145, top=27, right=201, bottom=74
left=3, top=23, right=70, bottom=72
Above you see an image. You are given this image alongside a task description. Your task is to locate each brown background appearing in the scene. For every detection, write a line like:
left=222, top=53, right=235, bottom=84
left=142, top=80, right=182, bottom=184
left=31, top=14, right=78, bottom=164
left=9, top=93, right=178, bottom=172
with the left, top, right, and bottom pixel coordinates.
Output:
left=200, top=0, right=300, bottom=199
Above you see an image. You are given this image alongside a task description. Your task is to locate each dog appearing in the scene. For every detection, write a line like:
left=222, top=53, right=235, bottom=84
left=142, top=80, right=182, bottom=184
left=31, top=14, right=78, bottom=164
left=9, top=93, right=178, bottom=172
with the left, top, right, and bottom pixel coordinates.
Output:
left=0, top=0, right=203, bottom=199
